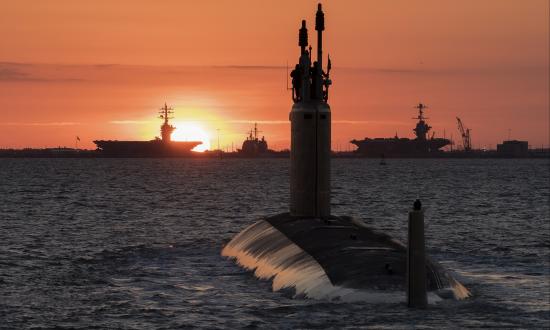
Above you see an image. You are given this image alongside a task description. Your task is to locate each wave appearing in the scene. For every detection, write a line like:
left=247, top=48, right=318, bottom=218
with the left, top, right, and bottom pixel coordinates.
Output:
left=222, top=219, right=468, bottom=303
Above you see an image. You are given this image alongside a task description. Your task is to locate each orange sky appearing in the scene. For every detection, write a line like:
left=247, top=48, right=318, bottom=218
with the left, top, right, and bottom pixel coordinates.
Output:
left=1, top=0, right=548, bottom=150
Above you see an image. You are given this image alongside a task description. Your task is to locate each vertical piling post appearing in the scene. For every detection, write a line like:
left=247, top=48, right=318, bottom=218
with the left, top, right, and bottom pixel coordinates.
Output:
left=407, top=199, right=427, bottom=308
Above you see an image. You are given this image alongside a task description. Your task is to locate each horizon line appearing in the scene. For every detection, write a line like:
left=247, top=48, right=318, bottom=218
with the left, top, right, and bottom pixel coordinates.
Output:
left=2, top=61, right=547, bottom=74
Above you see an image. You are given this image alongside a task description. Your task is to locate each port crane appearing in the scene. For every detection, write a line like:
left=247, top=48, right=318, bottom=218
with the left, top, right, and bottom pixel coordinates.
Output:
left=456, top=117, right=472, bottom=151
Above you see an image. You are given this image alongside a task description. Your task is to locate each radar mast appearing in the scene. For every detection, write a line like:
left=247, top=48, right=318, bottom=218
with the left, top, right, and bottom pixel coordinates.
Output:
left=413, top=103, right=432, bottom=141
left=159, top=102, right=175, bottom=142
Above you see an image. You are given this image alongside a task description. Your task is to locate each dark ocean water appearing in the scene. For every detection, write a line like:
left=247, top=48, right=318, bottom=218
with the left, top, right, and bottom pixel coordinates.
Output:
left=0, top=158, right=549, bottom=329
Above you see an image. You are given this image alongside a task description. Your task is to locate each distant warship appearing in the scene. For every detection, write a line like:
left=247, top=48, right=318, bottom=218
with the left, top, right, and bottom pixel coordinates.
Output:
left=351, top=103, right=451, bottom=157
left=238, top=123, right=269, bottom=156
left=94, top=103, right=202, bottom=157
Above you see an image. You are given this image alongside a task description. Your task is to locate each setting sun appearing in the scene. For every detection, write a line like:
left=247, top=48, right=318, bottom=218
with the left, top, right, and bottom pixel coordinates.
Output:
left=171, top=122, right=211, bottom=152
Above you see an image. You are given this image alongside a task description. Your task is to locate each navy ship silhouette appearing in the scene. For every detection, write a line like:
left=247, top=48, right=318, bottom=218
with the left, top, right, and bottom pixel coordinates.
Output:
left=94, top=103, right=202, bottom=157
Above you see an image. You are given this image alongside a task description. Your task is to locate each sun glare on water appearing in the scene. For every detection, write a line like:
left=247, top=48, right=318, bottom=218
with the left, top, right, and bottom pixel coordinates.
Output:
left=171, top=122, right=211, bottom=152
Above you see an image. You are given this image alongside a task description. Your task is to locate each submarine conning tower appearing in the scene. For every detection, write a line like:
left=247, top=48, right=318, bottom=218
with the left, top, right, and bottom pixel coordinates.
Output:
left=290, top=3, right=333, bottom=218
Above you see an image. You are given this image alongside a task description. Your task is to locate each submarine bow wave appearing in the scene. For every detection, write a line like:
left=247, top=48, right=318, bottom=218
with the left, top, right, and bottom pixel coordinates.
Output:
left=222, top=219, right=468, bottom=303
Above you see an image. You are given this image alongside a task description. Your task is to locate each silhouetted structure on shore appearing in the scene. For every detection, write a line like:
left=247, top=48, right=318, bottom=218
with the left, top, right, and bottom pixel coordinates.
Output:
left=0, top=148, right=97, bottom=158
left=497, top=140, right=529, bottom=157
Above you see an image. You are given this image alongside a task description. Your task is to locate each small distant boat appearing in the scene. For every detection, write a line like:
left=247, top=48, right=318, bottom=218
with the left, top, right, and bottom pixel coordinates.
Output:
left=380, top=154, right=387, bottom=165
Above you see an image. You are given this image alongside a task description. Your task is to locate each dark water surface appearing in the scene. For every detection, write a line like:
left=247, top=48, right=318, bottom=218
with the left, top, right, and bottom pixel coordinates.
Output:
left=1, top=158, right=549, bottom=329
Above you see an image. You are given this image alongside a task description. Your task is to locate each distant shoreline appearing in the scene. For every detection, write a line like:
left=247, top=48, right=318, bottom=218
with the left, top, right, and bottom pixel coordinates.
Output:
left=0, top=148, right=548, bottom=159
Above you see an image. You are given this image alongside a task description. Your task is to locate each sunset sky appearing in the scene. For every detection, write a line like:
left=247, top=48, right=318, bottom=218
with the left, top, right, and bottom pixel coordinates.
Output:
left=1, top=0, right=548, bottom=150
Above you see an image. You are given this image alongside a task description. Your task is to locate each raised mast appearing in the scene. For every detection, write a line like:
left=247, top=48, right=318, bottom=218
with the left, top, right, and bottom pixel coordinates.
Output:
left=299, top=20, right=308, bottom=56
left=290, top=4, right=331, bottom=104
left=413, top=103, right=431, bottom=141
left=159, top=102, right=175, bottom=142
left=413, top=103, right=429, bottom=121
left=315, top=3, right=324, bottom=100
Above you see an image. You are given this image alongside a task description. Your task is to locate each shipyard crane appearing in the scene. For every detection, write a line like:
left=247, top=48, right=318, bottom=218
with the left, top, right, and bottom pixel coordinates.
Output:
left=456, top=117, right=472, bottom=151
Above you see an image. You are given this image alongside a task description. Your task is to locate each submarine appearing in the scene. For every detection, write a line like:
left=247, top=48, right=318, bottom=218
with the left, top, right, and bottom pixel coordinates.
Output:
left=222, top=3, right=470, bottom=304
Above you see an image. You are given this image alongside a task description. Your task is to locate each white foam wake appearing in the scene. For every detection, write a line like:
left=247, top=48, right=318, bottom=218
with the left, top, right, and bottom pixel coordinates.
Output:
left=222, top=219, right=445, bottom=303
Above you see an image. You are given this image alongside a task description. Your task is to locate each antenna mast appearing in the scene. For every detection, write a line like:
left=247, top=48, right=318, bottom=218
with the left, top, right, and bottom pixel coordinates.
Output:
left=159, top=102, right=174, bottom=124
left=315, top=3, right=325, bottom=100
left=159, top=102, right=175, bottom=142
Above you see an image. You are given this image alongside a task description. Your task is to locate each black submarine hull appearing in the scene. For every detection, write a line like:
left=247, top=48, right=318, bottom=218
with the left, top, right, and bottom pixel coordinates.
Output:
left=222, top=213, right=470, bottom=302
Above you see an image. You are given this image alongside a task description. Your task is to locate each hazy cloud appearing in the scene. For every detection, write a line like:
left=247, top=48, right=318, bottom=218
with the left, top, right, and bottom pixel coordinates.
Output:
left=228, top=120, right=288, bottom=124
left=0, top=122, right=80, bottom=126
left=1, top=62, right=544, bottom=86
left=0, top=67, right=33, bottom=81
left=211, top=65, right=284, bottom=70
left=109, top=120, right=151, bottom=124
left=334, top=120, right=410, bottom=125
left=228, top=119, right=410, bottom=125
left=0, top=63, right=86, bottom=82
